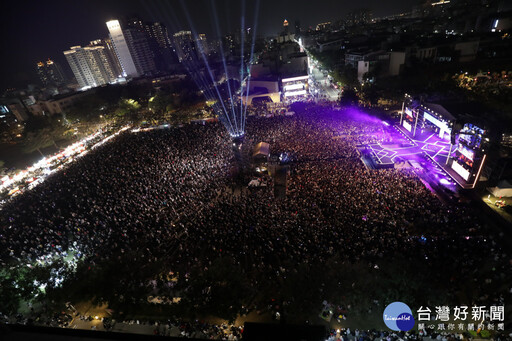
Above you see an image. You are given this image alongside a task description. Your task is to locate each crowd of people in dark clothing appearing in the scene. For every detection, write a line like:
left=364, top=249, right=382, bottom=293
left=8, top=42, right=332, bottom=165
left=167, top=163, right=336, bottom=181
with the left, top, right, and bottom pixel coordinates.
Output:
left=1, top=102, right=510, bottom=339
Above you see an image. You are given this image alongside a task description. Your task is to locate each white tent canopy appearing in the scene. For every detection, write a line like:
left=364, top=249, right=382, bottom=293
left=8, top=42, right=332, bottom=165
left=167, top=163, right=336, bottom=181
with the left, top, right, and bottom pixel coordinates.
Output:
left=253, top=142, right=270, bottom=159
left=488, top=180, right=512, bottom=197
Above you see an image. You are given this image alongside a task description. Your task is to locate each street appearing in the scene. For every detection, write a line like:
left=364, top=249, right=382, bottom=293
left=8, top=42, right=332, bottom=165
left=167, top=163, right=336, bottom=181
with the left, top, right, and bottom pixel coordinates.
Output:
left=308, top=57, right=340, bottom=102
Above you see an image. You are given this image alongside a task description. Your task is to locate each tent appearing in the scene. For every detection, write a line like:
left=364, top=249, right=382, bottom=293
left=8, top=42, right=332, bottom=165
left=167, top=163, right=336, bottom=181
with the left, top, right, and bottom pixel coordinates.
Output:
left=248, top=179, right=267, bottom=187
left=253, top=142, right=270, bottom=160
left=488, top=180, right=512, bottom=197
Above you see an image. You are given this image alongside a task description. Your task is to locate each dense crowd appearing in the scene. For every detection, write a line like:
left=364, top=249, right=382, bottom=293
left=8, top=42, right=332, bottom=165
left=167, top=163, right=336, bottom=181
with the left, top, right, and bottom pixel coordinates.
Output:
left=1, top=311, right=243, bottom=339
left=1, top=102, right=510, bottom=336
left=245, top=104, right=392, bottom=162
left=1, top=124, right=233, bottom=266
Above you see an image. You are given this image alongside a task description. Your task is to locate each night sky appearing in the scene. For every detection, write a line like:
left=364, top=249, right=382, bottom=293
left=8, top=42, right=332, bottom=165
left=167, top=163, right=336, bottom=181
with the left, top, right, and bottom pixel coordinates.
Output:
left=0, top=0, right=415, bottom=90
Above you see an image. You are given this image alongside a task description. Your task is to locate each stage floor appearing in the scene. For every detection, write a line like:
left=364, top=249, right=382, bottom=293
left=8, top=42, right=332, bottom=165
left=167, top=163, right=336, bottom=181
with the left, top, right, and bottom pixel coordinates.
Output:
left=367, top=126, right=452, bottom=163
left=361, top=125, right=460, bottom=193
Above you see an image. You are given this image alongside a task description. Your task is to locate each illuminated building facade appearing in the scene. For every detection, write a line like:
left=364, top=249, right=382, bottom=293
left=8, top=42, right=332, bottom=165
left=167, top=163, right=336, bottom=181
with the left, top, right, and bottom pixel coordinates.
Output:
left=147, top=22, right=176, bottom=69
left=316, top=22, right=332, bottom=31
left=173, top=31, right=196, bottom=62
left=402, top=100, right=489, bottom=187
left=282, top=75, right=309, bottom=103
left=197, top=33, right=209, bottom=55
left=106, top=20, right=139, bottom=77
left=223, top=34, right=236, bottom=56
left=36, top=59, right=66, bottom=86
left=149, top=22, right=173, bottom=52
left=122, top=18, right=175, bottom=72
left=91, top=38, right=124, bottom=77
left=401, top=102, right=454, bottom=140
left=64, top=46, right=97, bottom=88
left=345, top=8, right=373, bottom=26
left=450, top=123, right=487, bottom=185
left=123, top=27, right=157, bottom=75
left=63, top=45, right=117, bottom=89
left=85, top=46, right=118, bottom=83
left=294, top=20, right=301, bottom=35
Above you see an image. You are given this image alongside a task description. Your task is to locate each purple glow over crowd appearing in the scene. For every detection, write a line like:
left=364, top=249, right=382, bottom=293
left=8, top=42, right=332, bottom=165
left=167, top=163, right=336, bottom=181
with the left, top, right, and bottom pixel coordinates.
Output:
left=0, top=100, right=510, bottom=339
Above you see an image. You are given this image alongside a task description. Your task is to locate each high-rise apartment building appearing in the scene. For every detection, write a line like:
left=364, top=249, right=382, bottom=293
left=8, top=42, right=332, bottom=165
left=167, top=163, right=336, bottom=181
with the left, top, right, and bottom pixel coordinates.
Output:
left=223, top=34, right=236, bottom=56
left=123, top=26, right=157, bottom=75
left=106, top=19, right=139, bottom=77
left=138, top=19, right=178, bottom=70
left=36, top=59, right=66, bottom=86
left=173, top=31, right=197, bottom=62
left=197, top=33, right=209, bottom=55
left=295, top=20, right=301, bottom=35
left=84, top=45, right=117, bottom=83
left=149, top=22, right=173, bottom=51
left=149, top=22, right=177, bottom=68
left=283, top=19, right=289, bottom=33
left=345, top=9, right=373, bottom=26
left=64, top=46, right=96, bottom=88
left=91, top=38, right=124, bottom=77
left=63, top=45, right=117, bottom=89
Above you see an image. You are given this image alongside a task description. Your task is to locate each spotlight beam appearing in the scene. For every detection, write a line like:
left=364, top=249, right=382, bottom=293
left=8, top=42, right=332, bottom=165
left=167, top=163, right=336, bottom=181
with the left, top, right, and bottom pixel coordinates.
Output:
left=150, top=0, right=260, bottom=138
left=179, top=0, right=237, bottom=135
left=239, top=0, right=245, bottom=136
left=148, top=1, right=225, bottom=120
left=209, top=0, right=238, bottom=133
left=242, top=0, right=260, bottom=133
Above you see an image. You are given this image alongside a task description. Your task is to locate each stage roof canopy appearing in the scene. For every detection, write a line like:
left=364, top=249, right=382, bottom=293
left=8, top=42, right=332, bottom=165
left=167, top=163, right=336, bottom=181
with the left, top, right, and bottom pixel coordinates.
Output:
left=423, top=103, right=456, bottom=121
left=253, top=142, right=270, bottom=158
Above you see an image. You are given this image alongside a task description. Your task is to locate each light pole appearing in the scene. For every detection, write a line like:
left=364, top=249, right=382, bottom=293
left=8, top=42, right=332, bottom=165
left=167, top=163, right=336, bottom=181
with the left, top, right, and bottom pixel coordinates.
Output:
left=400, top=101, right=405, bottom=126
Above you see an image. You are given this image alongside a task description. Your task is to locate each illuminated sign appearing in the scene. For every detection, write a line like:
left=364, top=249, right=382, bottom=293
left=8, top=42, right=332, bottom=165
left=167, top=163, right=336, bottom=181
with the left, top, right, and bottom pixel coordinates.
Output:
left=451, top=161, right=471, bottom=181
left=457, top=144, right=475, bottom=161
left=403, top=121, right=412, bottom=132
left=405, top=108, right=413, bottom=117
left=282, top=75, right=309, bottom=83
left=459, top=123, right=485, bottom=149
left=284, top=83, right=305, bottom=91
left=106, top=20, right=121, bottom=29
left=284, top=89, right=307, bottom=97
left=423, top=111, right=451, bottom=134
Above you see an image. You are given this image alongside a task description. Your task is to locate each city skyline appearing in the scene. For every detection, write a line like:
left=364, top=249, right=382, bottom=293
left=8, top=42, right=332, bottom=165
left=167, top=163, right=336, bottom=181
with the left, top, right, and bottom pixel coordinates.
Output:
left=0, top=0, right=415, bottom=90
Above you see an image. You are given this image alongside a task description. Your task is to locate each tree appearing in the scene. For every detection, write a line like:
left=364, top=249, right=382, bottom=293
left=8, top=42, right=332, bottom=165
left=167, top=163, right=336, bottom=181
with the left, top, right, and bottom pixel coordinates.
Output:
left=165, top=104, right=175, bottom=113
left=121, top=82, right=153, bottom=101
left=95, top=84, right=124, bottom=106
left=22, top=129, right=55, bottom=156
left=338, top=67, right=358, bottom=88
left=148, top=93, right=170, bottom=115
left=0, top=268, right=23, bottom=314
left=115, top=98, right=141, bottom=123
left=339, top=88, right=359, bottom=106
left=65, top=94, right=106, bottom=124
left=359, top=84, right=379, bottom=106
left=24, top=115, right=51, bottom=134
left=308, top=49, right=342, bottom=72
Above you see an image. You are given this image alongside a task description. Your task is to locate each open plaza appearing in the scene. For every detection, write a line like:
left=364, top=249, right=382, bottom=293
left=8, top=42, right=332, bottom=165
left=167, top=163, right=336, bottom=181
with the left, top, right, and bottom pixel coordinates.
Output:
left=1, top=102, right=510, bottom=340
